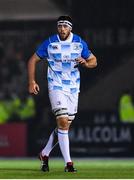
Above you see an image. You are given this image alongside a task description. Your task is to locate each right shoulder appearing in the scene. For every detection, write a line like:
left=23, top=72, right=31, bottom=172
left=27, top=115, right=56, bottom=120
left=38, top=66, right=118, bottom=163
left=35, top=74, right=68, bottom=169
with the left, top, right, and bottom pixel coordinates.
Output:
left=35, top=34, right=59, bottom=59
left=40, top=34, right=59, bottom=47
left=48, top=34, right=59, bottom=43
left=41, top=34, right=59, bottom=47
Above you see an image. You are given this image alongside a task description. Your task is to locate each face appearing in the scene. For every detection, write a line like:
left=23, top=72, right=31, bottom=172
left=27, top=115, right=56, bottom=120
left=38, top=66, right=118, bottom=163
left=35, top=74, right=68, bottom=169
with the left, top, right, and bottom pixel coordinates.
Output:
left=57, top=24, right=71, bottom=40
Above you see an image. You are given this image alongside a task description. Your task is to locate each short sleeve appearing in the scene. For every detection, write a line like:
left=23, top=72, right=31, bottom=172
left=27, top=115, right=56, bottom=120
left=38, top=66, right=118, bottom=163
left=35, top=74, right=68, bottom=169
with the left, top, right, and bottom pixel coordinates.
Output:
left=35, top=39, right=50, bottom=59
left=81, top=40, right=91, bottom=59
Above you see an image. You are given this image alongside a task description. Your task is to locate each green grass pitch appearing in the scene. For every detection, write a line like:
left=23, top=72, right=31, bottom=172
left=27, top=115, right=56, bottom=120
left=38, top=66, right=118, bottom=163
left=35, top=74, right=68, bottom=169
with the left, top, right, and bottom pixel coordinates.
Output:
left=0, top=158, right=134, bottom=179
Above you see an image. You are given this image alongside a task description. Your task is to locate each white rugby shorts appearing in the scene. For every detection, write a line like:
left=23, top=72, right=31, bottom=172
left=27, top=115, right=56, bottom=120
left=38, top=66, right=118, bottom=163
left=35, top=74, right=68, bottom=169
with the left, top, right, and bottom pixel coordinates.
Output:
left=49, top=90, right=79, bottom=120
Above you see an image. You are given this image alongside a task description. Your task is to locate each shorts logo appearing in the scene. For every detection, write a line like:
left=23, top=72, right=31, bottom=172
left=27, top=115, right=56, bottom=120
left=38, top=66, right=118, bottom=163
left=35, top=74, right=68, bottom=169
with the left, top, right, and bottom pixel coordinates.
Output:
left=57, top=101, right=61, bottom=105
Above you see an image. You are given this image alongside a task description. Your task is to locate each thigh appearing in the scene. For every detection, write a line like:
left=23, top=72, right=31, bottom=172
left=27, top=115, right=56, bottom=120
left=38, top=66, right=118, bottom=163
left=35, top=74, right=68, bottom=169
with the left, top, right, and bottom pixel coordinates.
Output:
left=49, top=90, right=69, bottom=119
left=49, top=90, right=67, bottom=111
left=67, top=93, right=79, bottom=119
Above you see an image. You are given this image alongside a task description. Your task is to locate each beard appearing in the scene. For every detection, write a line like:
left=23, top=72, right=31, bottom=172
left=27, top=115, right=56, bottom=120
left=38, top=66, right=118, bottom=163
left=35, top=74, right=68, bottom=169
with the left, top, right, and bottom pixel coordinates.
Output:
left=59, top=31, right=71, bottom=40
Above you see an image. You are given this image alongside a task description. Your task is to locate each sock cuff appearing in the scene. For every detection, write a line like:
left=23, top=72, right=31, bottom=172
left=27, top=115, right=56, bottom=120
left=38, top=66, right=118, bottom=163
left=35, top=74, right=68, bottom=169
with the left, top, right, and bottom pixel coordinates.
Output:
left=58, top=129, right=68, bottom=134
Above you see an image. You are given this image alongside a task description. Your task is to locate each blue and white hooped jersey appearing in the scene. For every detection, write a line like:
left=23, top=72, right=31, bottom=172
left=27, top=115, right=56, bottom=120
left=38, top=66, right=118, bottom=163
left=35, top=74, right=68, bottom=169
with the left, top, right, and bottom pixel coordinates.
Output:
left=36, top=33, right=91, bottom=94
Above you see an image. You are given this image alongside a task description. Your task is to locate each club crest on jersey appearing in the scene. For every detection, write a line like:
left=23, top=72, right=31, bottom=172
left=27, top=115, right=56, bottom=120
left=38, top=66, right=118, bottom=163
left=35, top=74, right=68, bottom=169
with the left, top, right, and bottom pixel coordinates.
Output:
left=73, top=44, right=80, bottom=51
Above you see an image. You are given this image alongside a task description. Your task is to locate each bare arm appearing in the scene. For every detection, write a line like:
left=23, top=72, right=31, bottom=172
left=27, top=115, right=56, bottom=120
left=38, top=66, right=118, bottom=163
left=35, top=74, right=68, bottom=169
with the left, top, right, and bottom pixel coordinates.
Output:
left=76, top=53, right=97, bottom=68
left=27, top=53, right=41, bottom=95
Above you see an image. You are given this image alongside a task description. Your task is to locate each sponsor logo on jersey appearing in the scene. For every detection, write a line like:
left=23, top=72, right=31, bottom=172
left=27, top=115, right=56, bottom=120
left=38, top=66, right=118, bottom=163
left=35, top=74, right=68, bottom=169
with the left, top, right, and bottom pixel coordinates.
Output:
left=63, top=55, right=70, bottom=59
left=52, top=45, right=58, bottom=50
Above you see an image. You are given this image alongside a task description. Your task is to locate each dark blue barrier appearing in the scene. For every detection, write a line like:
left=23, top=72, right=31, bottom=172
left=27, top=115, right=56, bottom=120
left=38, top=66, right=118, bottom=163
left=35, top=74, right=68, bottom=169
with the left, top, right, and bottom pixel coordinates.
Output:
left=28, top=111, right=134, bottom=157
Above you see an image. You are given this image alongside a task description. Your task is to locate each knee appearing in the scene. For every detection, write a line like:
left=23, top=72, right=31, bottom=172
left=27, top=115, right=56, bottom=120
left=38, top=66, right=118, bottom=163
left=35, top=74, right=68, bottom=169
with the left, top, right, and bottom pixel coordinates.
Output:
left=57, top=117, right=69, bottom=130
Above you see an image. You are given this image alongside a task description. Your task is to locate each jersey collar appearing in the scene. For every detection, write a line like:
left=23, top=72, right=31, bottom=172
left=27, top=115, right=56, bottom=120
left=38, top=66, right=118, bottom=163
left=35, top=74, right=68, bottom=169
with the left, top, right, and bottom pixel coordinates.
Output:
left=57, top=32, right=73, bottom=43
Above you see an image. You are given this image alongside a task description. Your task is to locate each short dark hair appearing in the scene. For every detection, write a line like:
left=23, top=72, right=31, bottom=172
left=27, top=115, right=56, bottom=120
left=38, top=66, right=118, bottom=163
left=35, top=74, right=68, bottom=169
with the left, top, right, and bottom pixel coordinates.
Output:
left=57, top=15, right=72, bottom=24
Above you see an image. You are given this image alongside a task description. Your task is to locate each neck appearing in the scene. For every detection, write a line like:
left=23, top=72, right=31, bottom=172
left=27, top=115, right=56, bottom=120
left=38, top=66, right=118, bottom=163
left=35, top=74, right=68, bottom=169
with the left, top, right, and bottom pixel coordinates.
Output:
left=66, top=32, right=71, bottom=40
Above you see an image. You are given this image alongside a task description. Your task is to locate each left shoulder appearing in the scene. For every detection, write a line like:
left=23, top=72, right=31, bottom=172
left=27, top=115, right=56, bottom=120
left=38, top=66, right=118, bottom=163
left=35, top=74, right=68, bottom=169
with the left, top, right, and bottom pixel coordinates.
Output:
left=72, top=33, right=87, bottom=44
left=49, top=34, right=59, bottom=43
left=72, top=33, right=82, bottom=42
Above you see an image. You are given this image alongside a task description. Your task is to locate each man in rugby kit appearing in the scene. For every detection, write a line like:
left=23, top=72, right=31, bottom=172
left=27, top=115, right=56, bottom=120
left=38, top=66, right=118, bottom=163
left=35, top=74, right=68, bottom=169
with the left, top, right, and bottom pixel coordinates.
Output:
left=28, top=15, right=97, bottom=172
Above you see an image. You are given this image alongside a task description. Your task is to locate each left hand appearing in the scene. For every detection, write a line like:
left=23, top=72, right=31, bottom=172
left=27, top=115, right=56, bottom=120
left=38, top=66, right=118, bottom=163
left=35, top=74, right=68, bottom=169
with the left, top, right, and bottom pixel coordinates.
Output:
left=75, top=57, right=87, bottom=67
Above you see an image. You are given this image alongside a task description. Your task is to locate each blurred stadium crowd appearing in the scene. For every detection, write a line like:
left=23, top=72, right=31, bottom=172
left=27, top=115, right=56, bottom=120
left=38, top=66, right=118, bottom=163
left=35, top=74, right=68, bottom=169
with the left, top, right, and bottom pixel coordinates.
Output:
left=0, top=32, right=32, bottom=123
left=0, top=26, right=53, bottom=124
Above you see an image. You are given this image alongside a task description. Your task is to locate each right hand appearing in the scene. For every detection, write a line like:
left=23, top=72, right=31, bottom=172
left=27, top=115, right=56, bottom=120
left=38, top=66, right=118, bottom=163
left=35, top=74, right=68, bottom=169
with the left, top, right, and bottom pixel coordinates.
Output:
left=28, top=81, right=40, bottom=95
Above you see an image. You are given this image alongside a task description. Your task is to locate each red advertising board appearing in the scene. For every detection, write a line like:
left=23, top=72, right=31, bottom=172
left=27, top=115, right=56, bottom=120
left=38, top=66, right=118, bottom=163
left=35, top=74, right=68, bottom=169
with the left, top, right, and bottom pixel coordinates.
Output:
left=0, top=123, right=27, bottom=156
